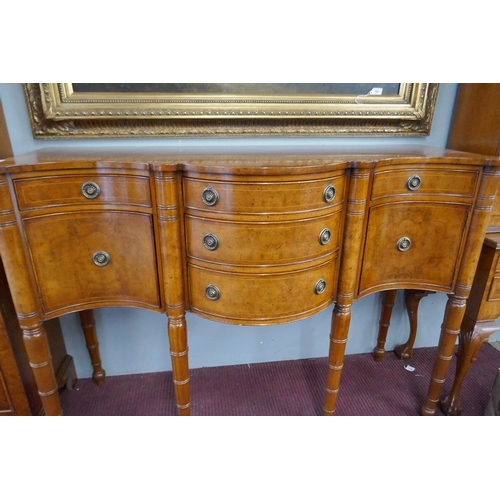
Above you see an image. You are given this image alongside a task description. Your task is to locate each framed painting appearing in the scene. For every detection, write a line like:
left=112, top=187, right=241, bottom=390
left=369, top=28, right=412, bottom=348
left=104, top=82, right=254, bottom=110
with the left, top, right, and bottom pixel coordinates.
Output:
left=23, top=83, right=439, bottom=138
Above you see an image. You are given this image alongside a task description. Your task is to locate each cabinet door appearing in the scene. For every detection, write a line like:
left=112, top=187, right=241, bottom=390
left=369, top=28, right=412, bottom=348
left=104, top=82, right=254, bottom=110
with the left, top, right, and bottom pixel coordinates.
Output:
left=358, top=202, right=470, bottom=296
left=23, top=212, right=162, bottom=315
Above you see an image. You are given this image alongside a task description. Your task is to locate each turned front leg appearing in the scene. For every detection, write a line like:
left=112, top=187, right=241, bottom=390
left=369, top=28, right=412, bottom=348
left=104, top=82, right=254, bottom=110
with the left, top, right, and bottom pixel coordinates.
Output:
left=440, top=319, right=500, bottom=415
left=22, top=318, right=62, bottom=416
left=167, top=312, right=190, bottom=416
left=323, top=303, right=351, bottom=415
left=422, top=294, right=466, bottom=416
left=373, top=289, right=397, bottom=361
left=79, top=309, right=106, bottom=386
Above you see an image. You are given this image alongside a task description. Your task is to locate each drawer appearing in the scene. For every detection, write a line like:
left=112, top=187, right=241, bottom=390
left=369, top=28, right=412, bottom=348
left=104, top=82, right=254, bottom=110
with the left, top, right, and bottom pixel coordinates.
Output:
left=183, top=175, right=345, bottom=215
left=185, top=212, right=341, bottom=266
left=358, top=202, right=470, bottom=295
left=14, top=174, right=152, bottom=211
left=188, top=258, right=337, bottom=324
left=23, top=212, right=161, bottom=314
left=371, top=167, right=478, bottom=201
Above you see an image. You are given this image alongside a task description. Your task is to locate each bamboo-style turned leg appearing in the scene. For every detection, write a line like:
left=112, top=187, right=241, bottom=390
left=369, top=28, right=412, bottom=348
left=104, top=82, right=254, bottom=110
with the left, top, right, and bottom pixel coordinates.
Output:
left=323, top=166, right=372, bottom=416
left=373, top=289, right=397, bottom=361
left=167, top=309, right=190, bottom=416
left=79, top=309, right=106, bottom=386
left=22, top=317, right=62, bottom=416
left=323, top=303, right=351, bottom=415
left=394, top=290, right=434, bottom=359
left=154, top=171, right=191, bottom=416
left=422, top=294, right=466, bottom=416
left=440, top=319, right=500, bottom=415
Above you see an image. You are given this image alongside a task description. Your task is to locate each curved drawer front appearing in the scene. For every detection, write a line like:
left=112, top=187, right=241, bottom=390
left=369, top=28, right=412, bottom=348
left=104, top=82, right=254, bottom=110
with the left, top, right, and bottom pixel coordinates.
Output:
left=14, top=174, right=152, bottom=211
left=371, top=167, right=478, bottom=201
left=188, top=258, right=337, bottom=324
left=185, top=212, right=340, bottom=266
left=183, top=175, right=345, bottom=214
left=23, top=212, right=161, bottom=314
left=358, top=202, right=470, bottom=295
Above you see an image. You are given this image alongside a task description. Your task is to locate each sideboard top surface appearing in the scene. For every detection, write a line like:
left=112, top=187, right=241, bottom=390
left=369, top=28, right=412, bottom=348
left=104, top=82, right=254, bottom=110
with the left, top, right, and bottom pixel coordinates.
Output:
left=1, top=146, right=498, bottom=175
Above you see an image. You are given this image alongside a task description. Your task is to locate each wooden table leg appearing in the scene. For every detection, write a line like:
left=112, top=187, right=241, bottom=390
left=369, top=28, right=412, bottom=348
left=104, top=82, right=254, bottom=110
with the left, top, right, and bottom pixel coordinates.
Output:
left=323, top=302, right=351, bottom=415
left=323, top=165, right=372, bottom=416
left=373, top=289, right=397, bottom=361
left=167, top=307, right=190, bottom=416
left=440, top=318, right=500, bottom=415
left=79, top=309, right=106, bottom=386
left=22, top=316, right=62, bottom=416
left=421, top=294, right=466, bottom=416
left=394, top=290, right=435, bottom=359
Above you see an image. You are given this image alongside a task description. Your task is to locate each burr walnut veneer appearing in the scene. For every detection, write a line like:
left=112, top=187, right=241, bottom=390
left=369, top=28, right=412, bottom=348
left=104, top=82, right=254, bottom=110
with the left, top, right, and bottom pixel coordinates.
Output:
left=374, top=85, right=500, bottom=415
left=0, top=147, right=498, bottom=416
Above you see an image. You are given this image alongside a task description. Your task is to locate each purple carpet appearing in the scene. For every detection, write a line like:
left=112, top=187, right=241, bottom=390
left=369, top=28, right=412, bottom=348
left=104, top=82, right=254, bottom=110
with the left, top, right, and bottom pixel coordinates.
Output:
left=59, top=344, right=500, bottom=416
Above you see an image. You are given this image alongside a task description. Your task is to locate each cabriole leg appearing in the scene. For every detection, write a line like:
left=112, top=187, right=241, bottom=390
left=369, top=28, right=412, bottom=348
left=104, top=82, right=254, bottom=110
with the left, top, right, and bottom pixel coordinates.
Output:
left=394, top=290, right=434, bottom=360
left=440, top=319, right=500, bottom=415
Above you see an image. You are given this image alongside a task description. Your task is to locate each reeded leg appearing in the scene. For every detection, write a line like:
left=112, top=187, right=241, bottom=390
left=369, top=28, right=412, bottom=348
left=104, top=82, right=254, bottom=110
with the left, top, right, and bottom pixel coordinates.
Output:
left=373, top=289, right=397, bottom=361
left=22, top=317, right=62, bottom=416
left=323, top=303, right=351, bottom=415
left=79, top=309, right=106, bottom=386
left=440, top=319, right=500, bottom=415
left=394, top=290, right=434, bottom=359
left=167, top=311, right=190, bottom=416
left=422, top=294, right=466, bottom=416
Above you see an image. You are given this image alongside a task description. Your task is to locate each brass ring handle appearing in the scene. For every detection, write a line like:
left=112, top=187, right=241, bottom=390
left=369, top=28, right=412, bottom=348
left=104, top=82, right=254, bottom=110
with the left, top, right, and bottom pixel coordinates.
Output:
left=205, top=284, right=220, bottom=301
left=323, top=184, right=336, bottom=203
left=92, top=251, right=110, bottom=267
left=406, top=175, right=422, bottom=191
left=202, top=187, right=219, bottom=206
left=81, top=181, right=101, bottom=199
left=203, top=233, right=219, bottom=251
left=318, top=228, right=332, bottom=245
left=397, top=237, right=411, bottom=252
left=314, top=279, right=327, bottom=295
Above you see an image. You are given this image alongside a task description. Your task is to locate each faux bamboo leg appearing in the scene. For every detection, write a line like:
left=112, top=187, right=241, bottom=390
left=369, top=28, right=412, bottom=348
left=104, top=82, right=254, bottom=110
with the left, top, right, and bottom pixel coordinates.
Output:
left=440, top=319, right=500, bottom=415
left=22, top=316, right=62, bottom=416
left=0, top=173, right=62, bottom=415
left=324, top=303, right=351, bottom=415
left=323, top=165, right=371, bottom=415
left=394, top=290, right=434, bottom=359
left=79, top=309, right=106, bottom=386
left=167, top=309, right=190, bottom=416
left=373, top=289, right=397, bottom=361
left=154, top=170, right=190, bottom=415
left=422, top=294, right=465, bottom=415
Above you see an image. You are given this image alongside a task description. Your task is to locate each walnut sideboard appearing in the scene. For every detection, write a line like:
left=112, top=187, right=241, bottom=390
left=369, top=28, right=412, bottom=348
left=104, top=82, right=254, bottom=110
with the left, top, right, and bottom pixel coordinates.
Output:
left=1, top=147, right=499, bottom=416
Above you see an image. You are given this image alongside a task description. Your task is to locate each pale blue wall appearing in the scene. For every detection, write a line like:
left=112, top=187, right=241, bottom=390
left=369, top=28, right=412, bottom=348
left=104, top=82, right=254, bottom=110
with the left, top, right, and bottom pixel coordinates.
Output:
left=2, top=83, right=495, bottom=379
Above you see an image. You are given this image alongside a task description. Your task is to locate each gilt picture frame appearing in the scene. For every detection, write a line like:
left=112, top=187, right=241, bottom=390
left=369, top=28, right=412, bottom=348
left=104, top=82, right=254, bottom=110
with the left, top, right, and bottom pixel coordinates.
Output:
left=23, top=83, right=439, bottom=139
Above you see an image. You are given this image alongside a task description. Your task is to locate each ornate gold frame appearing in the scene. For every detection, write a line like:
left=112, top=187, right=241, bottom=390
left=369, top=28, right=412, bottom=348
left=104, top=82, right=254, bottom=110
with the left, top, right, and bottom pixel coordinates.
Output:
left=23, top=83, right=439, bottom=139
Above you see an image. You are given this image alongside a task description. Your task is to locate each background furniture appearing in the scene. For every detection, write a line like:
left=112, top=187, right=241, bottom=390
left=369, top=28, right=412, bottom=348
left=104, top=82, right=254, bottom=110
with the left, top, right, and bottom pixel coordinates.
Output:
left=0, top=100, right=76, bottom=416
left=374, top=84, right=500, bottom=415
